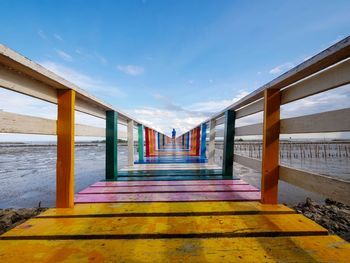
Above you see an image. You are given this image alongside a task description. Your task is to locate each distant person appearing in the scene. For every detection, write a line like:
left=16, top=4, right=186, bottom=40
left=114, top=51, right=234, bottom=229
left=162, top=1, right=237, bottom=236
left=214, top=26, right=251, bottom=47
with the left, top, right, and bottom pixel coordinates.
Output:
left=172, top=128, right=176, bottom=139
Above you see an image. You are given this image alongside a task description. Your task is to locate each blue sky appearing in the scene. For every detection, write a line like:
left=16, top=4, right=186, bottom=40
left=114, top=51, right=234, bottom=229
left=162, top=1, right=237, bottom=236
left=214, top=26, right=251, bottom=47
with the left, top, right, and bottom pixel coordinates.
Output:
left=0, top=0, right=350, bottom=139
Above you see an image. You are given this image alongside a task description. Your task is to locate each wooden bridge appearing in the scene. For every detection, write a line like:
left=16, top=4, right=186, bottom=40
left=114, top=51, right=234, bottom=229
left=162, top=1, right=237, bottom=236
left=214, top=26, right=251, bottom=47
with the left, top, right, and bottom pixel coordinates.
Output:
left=1, top=37, right=350, bottom=262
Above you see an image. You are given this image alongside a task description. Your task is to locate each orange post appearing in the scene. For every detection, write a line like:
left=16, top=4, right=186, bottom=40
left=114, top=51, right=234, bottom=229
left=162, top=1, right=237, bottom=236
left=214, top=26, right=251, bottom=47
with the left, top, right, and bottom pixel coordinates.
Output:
left=261, top=88, right=280, bottom=204
left=56, top=89, right=75, bottom=208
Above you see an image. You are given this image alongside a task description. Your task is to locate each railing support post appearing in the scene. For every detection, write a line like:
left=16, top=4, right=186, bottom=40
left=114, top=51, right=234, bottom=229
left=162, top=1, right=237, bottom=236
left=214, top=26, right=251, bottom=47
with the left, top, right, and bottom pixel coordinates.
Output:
left=261, top=89, right=281, bottom=204
left=106, top=110, right=118, bottom=180
left=145, top=127, right=150, bottom=157
left=200, top=123, right=207, bottom=159
left=223, top=110, right=235, bottom=177
left=56, top=89, right=75, bottom=208
left=127, top=119, right=134, bottom=166
left=208, top=119, right=216, bottom=165
left=138, top=124, right=144, bottom=161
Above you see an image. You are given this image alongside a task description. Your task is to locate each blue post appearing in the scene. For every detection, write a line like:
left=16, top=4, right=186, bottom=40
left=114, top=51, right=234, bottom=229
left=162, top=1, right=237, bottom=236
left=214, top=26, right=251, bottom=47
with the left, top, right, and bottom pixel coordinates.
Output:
left=186, top=132, right=190, bottom=149
left=157, top=132, right=161, bottom=149
left=200, top=123, right=207, bottom=159
left=162, top=134, right=165, bottom=146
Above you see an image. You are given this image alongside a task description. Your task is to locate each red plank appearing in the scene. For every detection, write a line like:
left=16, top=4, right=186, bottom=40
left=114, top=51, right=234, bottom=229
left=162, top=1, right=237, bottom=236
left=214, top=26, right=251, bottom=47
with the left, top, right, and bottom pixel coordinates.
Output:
left=79, top=184, right=259, bottom=194
left=75, top=191, right=261, bottom=203
left=91, top=180, right=248, bottom=187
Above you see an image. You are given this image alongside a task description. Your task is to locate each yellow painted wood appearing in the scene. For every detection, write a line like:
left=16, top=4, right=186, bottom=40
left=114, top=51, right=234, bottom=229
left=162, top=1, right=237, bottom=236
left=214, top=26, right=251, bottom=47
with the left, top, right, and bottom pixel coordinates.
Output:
left=261, top=88, right=280, bottom=204
left=0, top=236, right=349, bottom=262
left=2, top=214, right=326, bottom=238
left=56, top=89, right=75, bottom=208
left=38, top=202, right=295, bottom=217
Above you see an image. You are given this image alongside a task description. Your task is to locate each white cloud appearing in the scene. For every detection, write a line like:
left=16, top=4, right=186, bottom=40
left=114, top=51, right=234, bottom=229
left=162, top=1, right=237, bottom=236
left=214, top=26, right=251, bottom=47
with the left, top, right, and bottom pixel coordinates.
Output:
left=186, top=90, right=250, bottom=113
left=37, top=30, right=47, bottom=40
left=269, top=62, right=294, bottom=74
left=53, top=34, right=63, bottom=41
left=117, top=65, right=144, bottom=76
left=55, top=49, right=72, bottom=61
left=40, top=61, right=126, bottom=98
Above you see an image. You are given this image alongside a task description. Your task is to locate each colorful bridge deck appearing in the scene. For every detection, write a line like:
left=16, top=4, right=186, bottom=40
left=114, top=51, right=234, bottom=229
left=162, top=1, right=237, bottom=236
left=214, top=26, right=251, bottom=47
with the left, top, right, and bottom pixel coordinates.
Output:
left=1, top=146, right=350, bottom=262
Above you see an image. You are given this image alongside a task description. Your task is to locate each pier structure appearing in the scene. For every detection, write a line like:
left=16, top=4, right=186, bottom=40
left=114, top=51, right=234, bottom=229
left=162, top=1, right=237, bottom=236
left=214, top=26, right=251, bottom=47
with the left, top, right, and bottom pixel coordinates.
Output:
left=1, top=37, right=350, bottom=261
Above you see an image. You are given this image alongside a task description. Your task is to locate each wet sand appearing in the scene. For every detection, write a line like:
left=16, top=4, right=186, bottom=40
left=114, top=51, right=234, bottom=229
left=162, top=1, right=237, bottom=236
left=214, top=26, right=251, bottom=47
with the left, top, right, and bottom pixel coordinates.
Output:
left=0, top=143, right=348, bottom=208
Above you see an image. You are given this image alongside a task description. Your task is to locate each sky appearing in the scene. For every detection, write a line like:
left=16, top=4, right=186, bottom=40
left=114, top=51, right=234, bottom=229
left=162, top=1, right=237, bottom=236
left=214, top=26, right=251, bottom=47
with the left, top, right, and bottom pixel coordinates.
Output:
left=0, top=0, right=350, bottom=140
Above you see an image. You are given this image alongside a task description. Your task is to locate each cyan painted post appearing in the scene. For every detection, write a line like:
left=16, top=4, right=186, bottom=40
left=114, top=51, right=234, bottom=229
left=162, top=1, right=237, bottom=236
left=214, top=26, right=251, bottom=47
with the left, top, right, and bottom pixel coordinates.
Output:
left=200, top=123, right=207, bottom=159
left=157, top=132, right=160, bottom=150
left=106, top=111, right=118, bottom=180
left=138, top=124, right=144, bottom=162
left=222, top=110, right=235, bottom=178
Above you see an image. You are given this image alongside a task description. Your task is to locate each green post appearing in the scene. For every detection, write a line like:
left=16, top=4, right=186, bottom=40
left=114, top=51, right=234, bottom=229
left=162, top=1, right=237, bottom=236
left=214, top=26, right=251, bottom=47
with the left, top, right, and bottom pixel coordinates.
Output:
left=222, top=110, right=235, bottom=178
left=106, top=111, right=118, bottom=180
left=138, top=124, right=144, bottom=161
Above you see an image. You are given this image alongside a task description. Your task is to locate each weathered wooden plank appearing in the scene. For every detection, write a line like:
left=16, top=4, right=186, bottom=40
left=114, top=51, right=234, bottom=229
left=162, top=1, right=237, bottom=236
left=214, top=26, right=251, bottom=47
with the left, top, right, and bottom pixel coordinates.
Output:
left=79, top=184, right=259, bottom=194
left=0, top=110, right=123, bottom=137
left=56, top=89, right=75, bottom=208
left=0, top=110, right=56, bottom=135
left=75, top=124, right=105, bottom=137
left=0, top=236, right=349, bottom=262
left=279, top=165, right=350, bottom=205
left=208, top=119, right=216, bottom=164
left=234, top=154, right=262, bottom=172
left=92, top=180, right=248, bottom=187
left=235, top=123, right=263, bottom=136
left=127, top=120, right=134, bottom=166
left=236, top=99, right=264, bottom=119
left=261, top=89, right=280, bottom=204
left=74, top=191, right=261, bottom=203
left=280, top=108, right=350, bottom=134
left=39, top=202, right=293, bottom=217
left=215, top=116, right=225, bottom=125
left=2, top=214, right=326, bottom=238
left=281, top=58, right=350, bottom=104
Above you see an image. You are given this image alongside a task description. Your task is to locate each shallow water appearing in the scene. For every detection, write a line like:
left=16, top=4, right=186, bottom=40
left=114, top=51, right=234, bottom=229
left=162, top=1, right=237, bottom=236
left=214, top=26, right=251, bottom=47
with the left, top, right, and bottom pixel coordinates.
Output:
left=0, top=143, right=348, bottom=208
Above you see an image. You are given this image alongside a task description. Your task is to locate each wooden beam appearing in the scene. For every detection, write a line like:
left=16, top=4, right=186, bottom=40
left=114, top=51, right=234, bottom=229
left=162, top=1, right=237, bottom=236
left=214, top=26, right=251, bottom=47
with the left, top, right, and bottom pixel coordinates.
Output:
left=236, top=99, right=264, bottom=119
left=280, top=108, right=350, bottom=134
left=235, top=123, right=263, bottom=136
left=208, top=119, right=216, bottom=165
left=280, top=166, right=350, bottom=205
left=138, top=124, right=144, bottom=161
left=234, top=154, right=262, bottom=172
left=281, top=58, right=350, bottom=105
left=127, top=120, right=134, bottom=166
left=56, top=89, right=75, bottom=208
left=145, top=127, right=150, bottom=157
left=222, top=110, right=235, bottom=177
left=200, top=123, right=207, bottom=159
left=106, top=111, right=118, bottom=180
left=0, top=110, right=56, bottom=135
left=261, top=89, right=281, bottom=204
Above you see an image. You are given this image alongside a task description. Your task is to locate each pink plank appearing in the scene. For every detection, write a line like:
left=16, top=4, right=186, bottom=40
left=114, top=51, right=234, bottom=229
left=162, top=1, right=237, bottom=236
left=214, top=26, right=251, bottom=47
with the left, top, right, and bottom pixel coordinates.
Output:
left=91, top=180, right=248, bottom=187
left=79, top=184, right=259, bottom=194
left=75, top=191, right=261, bottom=203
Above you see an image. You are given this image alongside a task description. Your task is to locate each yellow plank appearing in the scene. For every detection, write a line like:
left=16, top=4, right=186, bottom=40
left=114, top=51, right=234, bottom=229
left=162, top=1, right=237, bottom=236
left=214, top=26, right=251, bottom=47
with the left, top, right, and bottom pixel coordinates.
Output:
left=1, top=214, right=326, bottom=238
left=38, top=202, right=295, bottom=217
left=0, top=236, right=349, bottom=262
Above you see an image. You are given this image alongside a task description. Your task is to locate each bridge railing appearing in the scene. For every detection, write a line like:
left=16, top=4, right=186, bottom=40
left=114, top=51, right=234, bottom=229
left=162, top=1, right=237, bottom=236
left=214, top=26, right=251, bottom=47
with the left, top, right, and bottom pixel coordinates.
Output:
left=0, top=44, right=165, bottom=208
left=191, top=36, right=350, bottom=205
